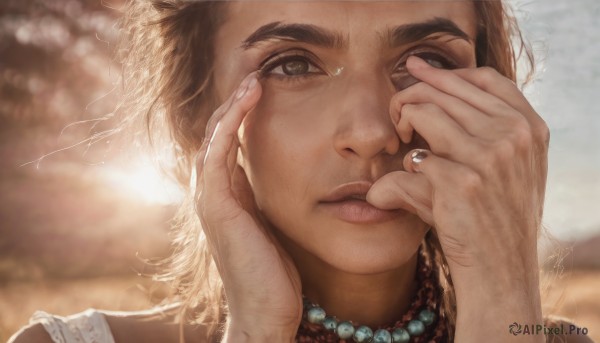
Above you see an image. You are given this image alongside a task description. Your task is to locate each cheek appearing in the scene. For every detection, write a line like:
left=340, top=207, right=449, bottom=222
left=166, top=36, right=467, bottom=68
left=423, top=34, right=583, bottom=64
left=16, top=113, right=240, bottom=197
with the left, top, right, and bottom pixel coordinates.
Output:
left=239, top=86, right=332, bottom=216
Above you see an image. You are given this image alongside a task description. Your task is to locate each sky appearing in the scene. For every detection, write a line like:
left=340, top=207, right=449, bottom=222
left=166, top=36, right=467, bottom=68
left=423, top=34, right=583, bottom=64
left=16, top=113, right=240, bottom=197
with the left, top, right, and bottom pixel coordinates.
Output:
left=513, top=0, right=600, bottom=240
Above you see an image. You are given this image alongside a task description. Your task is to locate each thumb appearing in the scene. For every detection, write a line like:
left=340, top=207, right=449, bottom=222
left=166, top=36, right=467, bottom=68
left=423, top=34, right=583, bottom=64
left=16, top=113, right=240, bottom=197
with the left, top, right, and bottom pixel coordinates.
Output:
left=367, top=171, right=434, bottom=226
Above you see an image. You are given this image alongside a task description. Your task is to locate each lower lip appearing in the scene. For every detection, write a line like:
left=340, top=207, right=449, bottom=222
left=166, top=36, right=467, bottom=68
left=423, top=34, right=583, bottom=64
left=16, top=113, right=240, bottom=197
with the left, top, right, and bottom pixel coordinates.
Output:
left=319, top=200, right=406, bottom=224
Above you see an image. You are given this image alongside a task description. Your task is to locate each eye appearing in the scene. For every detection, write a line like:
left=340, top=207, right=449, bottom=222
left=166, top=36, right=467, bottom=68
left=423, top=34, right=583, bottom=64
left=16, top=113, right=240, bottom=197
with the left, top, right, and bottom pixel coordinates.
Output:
left=258, top=50, right=324, bottom=79
left=391, top=48, right=458, bottom=90
left=412, top=51, right=456, bottom=70
left=269, top=57, right=319, bottom=76
left=393, top=49, right=457, bottom=73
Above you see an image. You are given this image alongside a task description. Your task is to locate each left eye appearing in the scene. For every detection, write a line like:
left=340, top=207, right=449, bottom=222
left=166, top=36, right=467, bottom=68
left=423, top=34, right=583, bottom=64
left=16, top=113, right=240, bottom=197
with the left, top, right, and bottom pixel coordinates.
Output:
left=259, top=52, right=323, bottom=78
left=273, top=58, right=317, bottom=76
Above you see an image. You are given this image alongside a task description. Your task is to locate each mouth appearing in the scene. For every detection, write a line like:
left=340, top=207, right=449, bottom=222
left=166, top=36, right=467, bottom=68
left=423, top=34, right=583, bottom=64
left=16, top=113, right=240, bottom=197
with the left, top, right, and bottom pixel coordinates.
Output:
left=319, top=181, right=404, bottom=224
left=320, top=181, right=372, bottom=203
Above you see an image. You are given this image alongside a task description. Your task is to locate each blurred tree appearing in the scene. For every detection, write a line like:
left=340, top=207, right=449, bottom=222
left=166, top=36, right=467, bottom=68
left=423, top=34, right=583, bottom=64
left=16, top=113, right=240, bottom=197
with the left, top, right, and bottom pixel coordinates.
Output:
left=0, top=0, right=172, bottom=282
left=0, top=0, right=124, bottom=164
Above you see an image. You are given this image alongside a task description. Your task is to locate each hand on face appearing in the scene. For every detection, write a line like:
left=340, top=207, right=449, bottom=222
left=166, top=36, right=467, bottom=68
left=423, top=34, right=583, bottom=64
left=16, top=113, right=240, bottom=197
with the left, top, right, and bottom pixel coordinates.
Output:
left=195, top=72, right=302, bottom=338
left=368, top=55, right=549, bottom=285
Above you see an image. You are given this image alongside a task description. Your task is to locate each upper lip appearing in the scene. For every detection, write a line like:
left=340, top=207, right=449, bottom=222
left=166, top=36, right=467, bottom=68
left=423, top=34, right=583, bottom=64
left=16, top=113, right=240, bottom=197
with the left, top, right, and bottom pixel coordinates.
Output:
left=320, top=181, right=372, bottom=203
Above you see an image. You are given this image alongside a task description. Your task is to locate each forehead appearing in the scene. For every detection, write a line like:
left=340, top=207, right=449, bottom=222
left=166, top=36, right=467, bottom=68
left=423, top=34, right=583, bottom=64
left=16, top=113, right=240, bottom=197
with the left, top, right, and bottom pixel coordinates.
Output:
left=218, top=1, right=477, bottom=45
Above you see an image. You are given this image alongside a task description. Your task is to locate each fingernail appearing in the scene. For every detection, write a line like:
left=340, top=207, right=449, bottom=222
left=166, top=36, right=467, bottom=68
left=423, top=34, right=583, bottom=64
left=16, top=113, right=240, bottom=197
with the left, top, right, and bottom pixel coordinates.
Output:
left=235, top=73, right=257, bottom=100
left=247, top=75, right=258, bottom=90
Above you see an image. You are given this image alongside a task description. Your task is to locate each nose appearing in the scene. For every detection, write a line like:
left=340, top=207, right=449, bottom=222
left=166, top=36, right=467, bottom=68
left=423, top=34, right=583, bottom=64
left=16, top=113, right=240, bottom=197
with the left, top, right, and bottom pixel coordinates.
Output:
left=333, top=73, right=400, bottom=160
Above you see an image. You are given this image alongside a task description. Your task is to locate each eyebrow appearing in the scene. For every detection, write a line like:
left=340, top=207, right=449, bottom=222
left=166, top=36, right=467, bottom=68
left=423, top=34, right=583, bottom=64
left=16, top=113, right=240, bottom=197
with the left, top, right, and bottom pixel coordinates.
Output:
left=240, top=17, right=472, bottom=50
left=241, top=21, right=346, bottom=49
left=388, top=17, right=472, bottom=47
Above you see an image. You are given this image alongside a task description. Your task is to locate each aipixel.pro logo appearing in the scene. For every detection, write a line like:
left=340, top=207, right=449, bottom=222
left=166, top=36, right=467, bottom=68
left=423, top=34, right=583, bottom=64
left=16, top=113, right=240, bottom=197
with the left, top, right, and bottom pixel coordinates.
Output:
left=509, top=321, right=589, bottom=336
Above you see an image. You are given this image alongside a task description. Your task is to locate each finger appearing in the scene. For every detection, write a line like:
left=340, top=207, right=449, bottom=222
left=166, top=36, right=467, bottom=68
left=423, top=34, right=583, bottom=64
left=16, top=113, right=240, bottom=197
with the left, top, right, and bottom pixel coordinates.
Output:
left=198, top=73, right=261, bottom=198
left=204, top=72, right=260, bottom=141
left=406, top=56, right=550, bottom=146
left=397, top=103, right=479, bottom=163
left=367, top=171, right=434, bottom=225
left=390, top=81, right=493, bottom=138
left=449, top=67, right=550, bottom=146
left=450, top=66, right=536, bottom=121
left=406, top=56, right=518, bottom=119
left=403, top=149, right=475, bottom=193
left=195, top=72, right=259, bottom=184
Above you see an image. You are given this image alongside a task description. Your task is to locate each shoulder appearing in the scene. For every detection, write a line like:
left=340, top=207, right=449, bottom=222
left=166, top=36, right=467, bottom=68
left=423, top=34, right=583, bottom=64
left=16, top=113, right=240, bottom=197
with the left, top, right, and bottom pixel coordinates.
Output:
left=544, top=315, right=595, bottom=343
left=9, top=304, right=210, bottom=343
left=8, top=323, right=54, bottom=343
left=8, top=309, right=113, bottom=343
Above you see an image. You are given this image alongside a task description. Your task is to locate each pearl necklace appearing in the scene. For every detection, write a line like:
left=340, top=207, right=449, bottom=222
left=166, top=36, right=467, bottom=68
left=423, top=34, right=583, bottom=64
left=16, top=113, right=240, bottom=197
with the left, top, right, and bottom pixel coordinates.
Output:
left=296, top=247, right=447, bottom=343
left=302, top=297, right=436, bottom=343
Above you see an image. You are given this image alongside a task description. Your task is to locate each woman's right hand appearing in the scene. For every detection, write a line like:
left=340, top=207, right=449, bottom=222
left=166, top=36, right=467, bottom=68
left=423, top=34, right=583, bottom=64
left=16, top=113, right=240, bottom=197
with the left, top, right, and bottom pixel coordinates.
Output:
left=195, top=72, right=302, bottom=342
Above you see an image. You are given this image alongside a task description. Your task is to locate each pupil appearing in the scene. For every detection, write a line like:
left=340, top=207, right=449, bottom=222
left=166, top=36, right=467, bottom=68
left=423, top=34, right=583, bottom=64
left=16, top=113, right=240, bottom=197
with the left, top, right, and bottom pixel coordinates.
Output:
left=283, top=60, right=309, bottom=75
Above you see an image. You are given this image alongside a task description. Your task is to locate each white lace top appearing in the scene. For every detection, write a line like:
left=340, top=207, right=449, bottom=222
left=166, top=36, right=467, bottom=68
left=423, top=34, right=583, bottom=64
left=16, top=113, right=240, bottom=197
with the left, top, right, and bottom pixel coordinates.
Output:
left=30, top=310, right=115, bottom=343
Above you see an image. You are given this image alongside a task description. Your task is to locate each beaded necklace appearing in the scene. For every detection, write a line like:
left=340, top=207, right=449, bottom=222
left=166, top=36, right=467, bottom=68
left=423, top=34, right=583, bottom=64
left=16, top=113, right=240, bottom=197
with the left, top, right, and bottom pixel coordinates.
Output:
left=295, top=247, right=448, bottom=343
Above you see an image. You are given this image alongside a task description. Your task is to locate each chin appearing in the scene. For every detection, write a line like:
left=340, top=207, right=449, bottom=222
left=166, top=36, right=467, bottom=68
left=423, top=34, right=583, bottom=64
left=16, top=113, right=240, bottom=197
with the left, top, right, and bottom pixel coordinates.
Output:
left=314, top=221, right=428, bottom=274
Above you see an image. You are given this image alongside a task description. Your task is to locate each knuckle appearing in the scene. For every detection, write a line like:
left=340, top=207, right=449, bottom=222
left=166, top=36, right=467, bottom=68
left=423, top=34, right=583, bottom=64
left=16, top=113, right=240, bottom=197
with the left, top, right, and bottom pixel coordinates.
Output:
left=493, top=100, right=515, bottom=116
left=480, top=66, right=498, bottom=75
left=401, top=103, right=419, bottom=119
left=534, top=121, right=551, bottom=147
left=390, top=92, right=403, bottom=112
left=494, top=139, right=516, bottom=163
left=457, top=170, right=483, bottom=197
left=515, top=126, right=533, bottom=148
left=478, top=66, right=499, bottom=84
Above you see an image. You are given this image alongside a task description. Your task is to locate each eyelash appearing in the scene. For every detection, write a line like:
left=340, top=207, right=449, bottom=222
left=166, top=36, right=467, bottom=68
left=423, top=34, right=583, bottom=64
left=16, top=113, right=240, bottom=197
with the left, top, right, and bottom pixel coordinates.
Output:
left=391, top=47, right=458, bottom=90
left=393, top=47, right=458, bottom=74
left=257, top=49, right=324, bottom=82
left=257, top=46, right=458, bottom=83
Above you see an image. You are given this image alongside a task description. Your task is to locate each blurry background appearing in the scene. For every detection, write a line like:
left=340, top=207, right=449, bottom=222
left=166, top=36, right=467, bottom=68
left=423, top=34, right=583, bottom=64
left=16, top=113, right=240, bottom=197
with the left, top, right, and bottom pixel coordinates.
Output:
left=0, top=0, right=599, bottom=341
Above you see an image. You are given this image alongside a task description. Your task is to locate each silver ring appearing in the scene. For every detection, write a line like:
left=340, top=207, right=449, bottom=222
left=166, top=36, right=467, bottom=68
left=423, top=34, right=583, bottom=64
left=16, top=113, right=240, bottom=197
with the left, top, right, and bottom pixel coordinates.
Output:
left=410, top=149, right=429, bottom=171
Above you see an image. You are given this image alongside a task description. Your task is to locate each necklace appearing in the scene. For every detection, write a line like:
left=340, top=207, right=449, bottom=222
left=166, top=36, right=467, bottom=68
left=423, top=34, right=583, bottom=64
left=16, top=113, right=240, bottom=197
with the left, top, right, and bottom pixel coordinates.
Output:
left=295, top=247, right=448, bottom=343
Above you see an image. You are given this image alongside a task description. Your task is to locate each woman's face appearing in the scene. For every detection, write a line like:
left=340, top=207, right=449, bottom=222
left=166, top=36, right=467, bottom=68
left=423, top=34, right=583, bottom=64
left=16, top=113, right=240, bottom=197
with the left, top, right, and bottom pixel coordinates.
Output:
left=212, top=1, right=477, bottom=273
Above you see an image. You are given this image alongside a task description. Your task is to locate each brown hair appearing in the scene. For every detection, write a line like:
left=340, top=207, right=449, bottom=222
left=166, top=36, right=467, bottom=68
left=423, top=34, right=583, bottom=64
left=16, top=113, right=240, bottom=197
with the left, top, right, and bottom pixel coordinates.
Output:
left=117, top=1, right=535, bottom=341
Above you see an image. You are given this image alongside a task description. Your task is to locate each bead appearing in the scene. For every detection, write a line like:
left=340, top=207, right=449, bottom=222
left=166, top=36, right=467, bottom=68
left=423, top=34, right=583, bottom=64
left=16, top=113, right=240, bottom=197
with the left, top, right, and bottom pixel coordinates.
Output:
left=417, top=309, right=436, bottom=325
left=373, top=329, right=392, bottom=343
left=307, top=307, right=326, bottom=324
left=392, top=328, right=411, bottom=343
left=302, top=297, right=313, bottom=311
left=353, top=325, right=373, bottom=342
left=336, top=321, right=355, bottom=339
left=407, top=319, right=425, bottom=336
left=322, top=316, right=338, bottom=331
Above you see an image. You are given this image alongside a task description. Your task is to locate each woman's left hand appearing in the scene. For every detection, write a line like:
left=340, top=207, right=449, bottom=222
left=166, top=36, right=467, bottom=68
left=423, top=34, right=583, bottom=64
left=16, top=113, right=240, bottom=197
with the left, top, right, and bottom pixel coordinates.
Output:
left=368, top=56, right=549, bottom=342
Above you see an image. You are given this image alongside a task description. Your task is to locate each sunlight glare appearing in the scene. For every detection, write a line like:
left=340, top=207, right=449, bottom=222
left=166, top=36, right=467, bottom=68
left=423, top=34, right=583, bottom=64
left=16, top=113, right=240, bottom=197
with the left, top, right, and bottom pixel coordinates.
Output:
left=102, top=159, right=183, bottom=205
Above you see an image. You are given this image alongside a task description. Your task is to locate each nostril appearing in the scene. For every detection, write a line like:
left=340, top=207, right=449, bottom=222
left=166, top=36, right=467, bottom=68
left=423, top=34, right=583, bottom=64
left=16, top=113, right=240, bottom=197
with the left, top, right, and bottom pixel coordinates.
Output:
left=343, top=147, right=356, bottom=155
